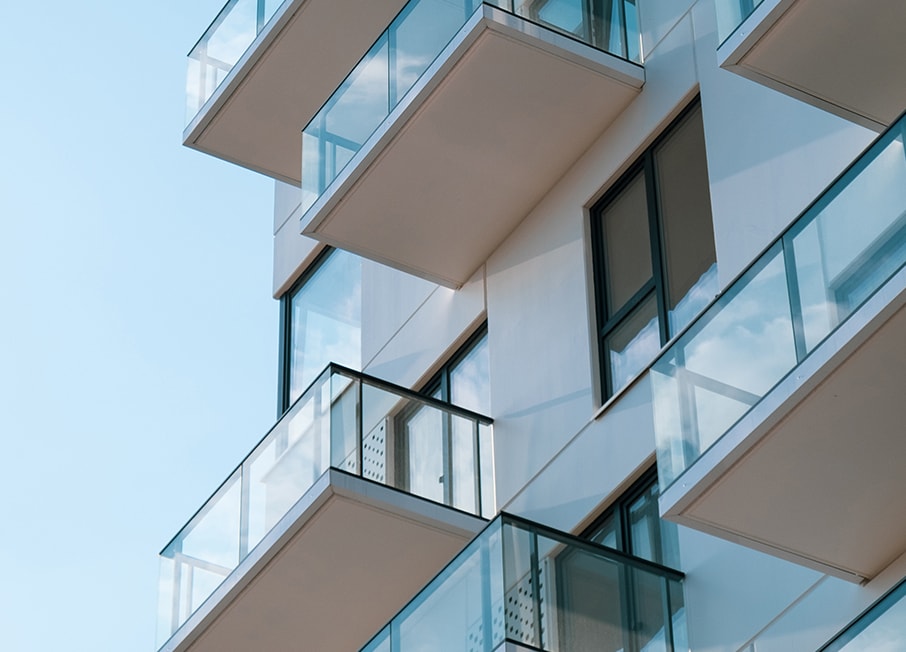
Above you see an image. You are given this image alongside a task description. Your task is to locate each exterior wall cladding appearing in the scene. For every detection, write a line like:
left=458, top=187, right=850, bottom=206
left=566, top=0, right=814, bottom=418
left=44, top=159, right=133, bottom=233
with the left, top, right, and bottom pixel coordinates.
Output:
left=165, top=0, right=906, bottom=650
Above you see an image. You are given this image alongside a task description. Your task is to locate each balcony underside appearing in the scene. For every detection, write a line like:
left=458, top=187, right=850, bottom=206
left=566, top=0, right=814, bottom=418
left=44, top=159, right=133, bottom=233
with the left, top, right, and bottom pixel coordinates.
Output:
left=183, top=0, right=408, bottom=184
left=300, top=6, right=644, bottom=288
left=718, top=0, right=906, bottom=130
left=162, top=469, right=483, bottom=652
left=661, top=266, right=906, bottom=583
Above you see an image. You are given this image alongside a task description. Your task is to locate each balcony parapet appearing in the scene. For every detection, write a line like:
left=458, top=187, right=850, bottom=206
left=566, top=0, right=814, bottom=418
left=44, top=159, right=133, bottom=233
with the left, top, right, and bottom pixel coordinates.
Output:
left=157, top=363, right=493, bottom=650
left=715, top=0, right=906, bottom=129
left=297, top=0, right=644, bottom=286
left=361, top=514, right=686, bottom=652
left=653, top=112, right=906, bottom=580
left=182, top=0, right=410, bottom=183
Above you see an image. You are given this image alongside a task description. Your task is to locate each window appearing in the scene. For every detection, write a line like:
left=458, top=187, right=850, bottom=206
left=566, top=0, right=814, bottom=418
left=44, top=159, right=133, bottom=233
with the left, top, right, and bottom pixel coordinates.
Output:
left=556, top=468, right=685, bottom=651
left=591, top=99, right=718, bottom=398
left=583, top=467, right=680, bottom=569
left=278, top=248, right=362, bottom=412
left=396, top=326, right=492, bottom=514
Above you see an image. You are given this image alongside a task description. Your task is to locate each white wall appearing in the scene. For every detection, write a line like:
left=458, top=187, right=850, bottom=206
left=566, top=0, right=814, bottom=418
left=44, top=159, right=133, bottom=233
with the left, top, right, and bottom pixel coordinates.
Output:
left=272, top=180, right=321, bottom=297
left=266, top=2, right=900, bottom=649
left=689, top=0, right=873, bottom=287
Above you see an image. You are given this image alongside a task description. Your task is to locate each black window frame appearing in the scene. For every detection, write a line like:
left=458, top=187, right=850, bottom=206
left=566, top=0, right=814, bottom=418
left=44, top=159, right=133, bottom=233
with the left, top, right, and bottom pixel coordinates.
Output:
left=277, top=246, right=362, bottom=416
left=419, top=322, right=489, bottom=403
left=590, top=97, right=713, bottom=400
left=581, top=466, right=679, bottom=570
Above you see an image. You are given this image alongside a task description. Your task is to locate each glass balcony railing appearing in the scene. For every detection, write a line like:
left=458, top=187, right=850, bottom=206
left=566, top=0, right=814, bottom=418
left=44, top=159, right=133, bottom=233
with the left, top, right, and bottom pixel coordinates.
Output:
left=653, top=113, right=906, bottom=490
left=821, top=579, right=906, bottom=651
left=361, top=514, right=686, bottom=652
left=185, top=0, right=282, bottom=123
left=156, top=363, right=494, bottom=648
left=715, top=0, right=764, bottom=44
left=299, top=0, right=642, bottom=215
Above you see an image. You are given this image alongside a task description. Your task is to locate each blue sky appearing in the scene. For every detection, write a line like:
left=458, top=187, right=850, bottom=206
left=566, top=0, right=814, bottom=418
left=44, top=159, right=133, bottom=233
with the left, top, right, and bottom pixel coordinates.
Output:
left=0, top=2, right=279, bottom=649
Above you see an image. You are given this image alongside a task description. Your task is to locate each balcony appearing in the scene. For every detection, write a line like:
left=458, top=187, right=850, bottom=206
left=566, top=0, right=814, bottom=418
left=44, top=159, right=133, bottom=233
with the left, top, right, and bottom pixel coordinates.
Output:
left=653, top=114, right=906, bottom=582
left=361, top=514, right=686, bottom=652
left=183, top=0, right=409, bottom=183
left=157, top=364, right=493, bottom=652
left=298, top=0, right=644, bottom=288
left=715, top=0, right=906, bottom=130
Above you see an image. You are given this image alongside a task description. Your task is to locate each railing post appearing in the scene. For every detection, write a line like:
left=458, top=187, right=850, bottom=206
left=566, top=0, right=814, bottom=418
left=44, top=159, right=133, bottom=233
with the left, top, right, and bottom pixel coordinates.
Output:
left=529, top=530, right=544, bottom=648
left=473, top=419, right=482, bottom=516
left=480, top=533, right=494, bottom=651
left=356, top=378, right=364, bottom=476
left=661, top=576, right=675, bottom=652
left=170, top=547, right=182, bottom=637
left=238, top=461, right=251, bottom=560
left=782, top=234, right=809, bottom=363
left=256, top=0, right=266, bottom=33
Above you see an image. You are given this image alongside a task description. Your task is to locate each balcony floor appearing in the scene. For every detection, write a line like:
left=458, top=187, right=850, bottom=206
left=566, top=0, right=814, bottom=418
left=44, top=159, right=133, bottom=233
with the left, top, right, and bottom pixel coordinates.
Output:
left=161, top=469, right=484, bottom=652
left=718, top=0, right=906, bottom=130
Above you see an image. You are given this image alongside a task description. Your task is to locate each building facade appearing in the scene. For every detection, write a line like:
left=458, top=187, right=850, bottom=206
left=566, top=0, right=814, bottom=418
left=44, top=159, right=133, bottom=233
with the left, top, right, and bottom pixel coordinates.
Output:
left=158, top=0, right=906, bottom=650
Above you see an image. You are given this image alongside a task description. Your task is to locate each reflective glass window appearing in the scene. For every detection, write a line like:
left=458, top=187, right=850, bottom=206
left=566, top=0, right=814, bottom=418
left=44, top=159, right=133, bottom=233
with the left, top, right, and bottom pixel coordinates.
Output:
left=585, top=467, right=680, bottom=569
left=283, top=249, right=362, bottom=408
left=591, top=99, right=717, bottom=398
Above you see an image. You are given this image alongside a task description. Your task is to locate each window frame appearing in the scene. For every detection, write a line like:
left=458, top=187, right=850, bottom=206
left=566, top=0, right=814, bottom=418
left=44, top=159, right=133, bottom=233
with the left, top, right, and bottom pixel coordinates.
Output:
left=277, top=247, right=362, bottom=415
left=419, top=322, right=489, bottom=404
left=581, top=466, right=679, bottom=569
left=590, top=97, right=712, bottom=399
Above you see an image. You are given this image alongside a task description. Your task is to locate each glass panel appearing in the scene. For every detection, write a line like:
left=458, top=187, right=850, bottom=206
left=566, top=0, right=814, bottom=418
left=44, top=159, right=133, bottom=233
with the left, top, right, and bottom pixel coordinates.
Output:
left=185, top=0, right=281, bottom=121
left=588, top=512, right=620, bottom=550
left=623, top=0, right=640, bottom=63
left=450, top=333, right=491, bottom=415
left=501, top=523, right=543, bottom=647
left=451, top=414, right=478, bottom=512
left=359, top=383, right=402, bottom=486
left=715, top=0, right=763, bottom=44
left=361, top=625, right=391, bottom=652
left=157, top=470, right=241, bottom=643
left=288, top=250, right=362, bottom=403
left=653, top=247, right=796, bottom=486
left=479, top=423, right=496, bottom=518
left=329, top=374, right=360, bottom=473
left=605, top=292, right=660, bottom=394
left=513, top=0, right=593, bottom=44
left=392, top=0, right=467, bottom=99
left=655, top=105, right=718, bottom=334
left=600, top=172, right=652, bottom=314
left=791, top=133, right=906, bottom=352
left=300, top=0, right=475, bottom=215
left=632, top=571, right=668, bottom=652
left=395, top=528, right=505, bottom=652
left=551, top=545, right=625, bottom=651
left=401, top=404, right=445, bottom=503
left=627, top=482, right=680, bottom=569
left=670, top=578, right=688, bottom=652
left=822, top=581, right=906, bottom=651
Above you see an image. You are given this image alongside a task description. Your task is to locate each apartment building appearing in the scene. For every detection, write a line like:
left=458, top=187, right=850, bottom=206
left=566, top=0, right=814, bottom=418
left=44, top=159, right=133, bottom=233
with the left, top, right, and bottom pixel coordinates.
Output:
left=157, top=0, right=906, bottom=650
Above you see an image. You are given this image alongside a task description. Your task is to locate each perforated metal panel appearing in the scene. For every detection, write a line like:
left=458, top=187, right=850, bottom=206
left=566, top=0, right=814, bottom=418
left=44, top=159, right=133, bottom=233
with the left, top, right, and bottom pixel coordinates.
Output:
left=465, top=567, right=545, bottom=651
left=362, top=421, right=387, bottom=484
